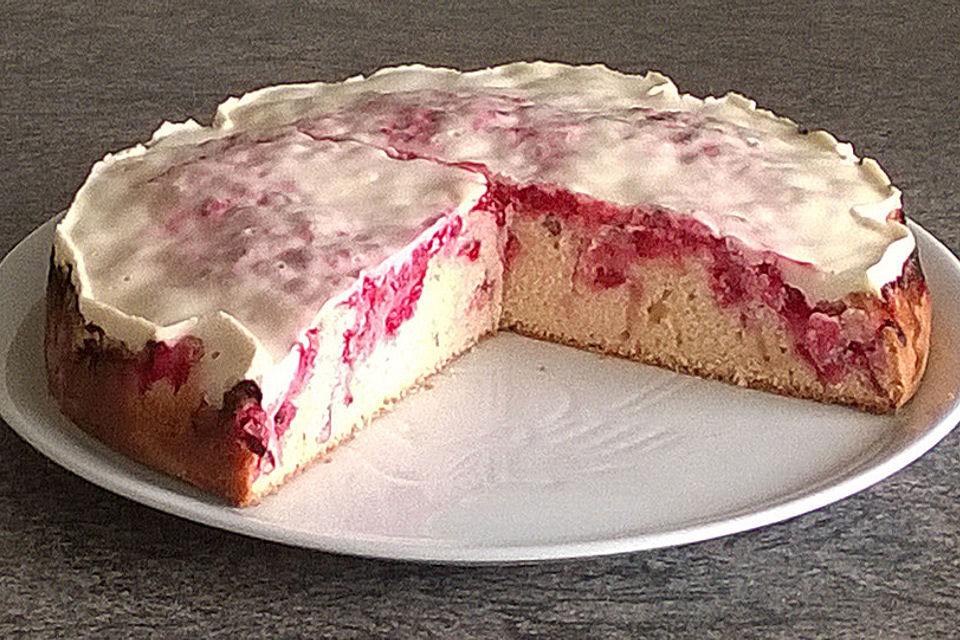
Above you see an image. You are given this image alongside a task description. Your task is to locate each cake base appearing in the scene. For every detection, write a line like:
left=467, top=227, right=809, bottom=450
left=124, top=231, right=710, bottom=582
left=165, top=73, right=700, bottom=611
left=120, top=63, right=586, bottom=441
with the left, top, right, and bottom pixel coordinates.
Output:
left=43, top=62, right=933, bottom=506
left=45, top=197, right=931, bottom=505
left=45, top=260, right=259, bottom=504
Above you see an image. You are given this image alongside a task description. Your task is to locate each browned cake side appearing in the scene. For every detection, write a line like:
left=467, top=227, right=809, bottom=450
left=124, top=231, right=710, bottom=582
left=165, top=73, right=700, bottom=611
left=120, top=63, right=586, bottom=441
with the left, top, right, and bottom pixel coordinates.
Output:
left=44, top=199, right=932, bottom=508
left=45, top=260, right=262, bottom=504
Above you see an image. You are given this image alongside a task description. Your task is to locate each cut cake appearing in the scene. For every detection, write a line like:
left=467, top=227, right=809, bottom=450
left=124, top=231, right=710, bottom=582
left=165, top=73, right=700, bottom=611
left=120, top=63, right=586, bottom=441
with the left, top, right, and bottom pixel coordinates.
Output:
left=45, top=63, right=931, bottom=505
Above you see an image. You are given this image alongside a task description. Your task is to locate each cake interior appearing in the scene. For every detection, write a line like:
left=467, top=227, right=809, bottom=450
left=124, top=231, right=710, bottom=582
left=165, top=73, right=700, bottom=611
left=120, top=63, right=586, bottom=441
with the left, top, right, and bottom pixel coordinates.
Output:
left=494, top=182, right=929, bottom=413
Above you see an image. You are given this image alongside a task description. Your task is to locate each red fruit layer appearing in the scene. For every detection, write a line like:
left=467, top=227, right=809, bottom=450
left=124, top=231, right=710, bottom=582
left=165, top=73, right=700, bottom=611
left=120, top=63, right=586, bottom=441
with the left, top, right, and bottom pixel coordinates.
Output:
left=222, top=380, right=274, bottom=471
left=137, top=337, right=204, bottom=393
left=491, top=180, right=915, bottom=390
left=48, top=166, right=922, bottom=485
left=233, top=211, right=487, bottom=466
left=48, top=204, right=493, bottom=477
left=45, top=262, right=262, bottom=502
left=341, top=214, right=469, bottom=368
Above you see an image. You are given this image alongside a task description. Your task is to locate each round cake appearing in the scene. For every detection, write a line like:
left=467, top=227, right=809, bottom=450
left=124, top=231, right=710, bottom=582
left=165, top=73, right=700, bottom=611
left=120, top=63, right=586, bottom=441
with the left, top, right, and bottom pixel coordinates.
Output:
left=45, top=62, right=931, bottom=505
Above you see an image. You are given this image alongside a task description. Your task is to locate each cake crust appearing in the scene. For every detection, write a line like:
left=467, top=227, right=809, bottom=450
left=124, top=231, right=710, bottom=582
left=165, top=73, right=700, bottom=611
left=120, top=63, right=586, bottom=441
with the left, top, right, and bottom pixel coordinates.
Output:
left=45, top=216, right=932, bottom=506
left=47, top=192, right=505, bottom=506
left=45, top=260, right=259, bottom=504
left=875, top=256, right=931, bottom=410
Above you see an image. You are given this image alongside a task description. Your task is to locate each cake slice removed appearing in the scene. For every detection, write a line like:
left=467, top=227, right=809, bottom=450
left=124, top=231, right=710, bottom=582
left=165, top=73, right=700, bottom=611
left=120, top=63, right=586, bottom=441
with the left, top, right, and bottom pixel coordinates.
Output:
left=45, top=62, right=931, bottom=505
left=46, top=129, right=503, bottom=504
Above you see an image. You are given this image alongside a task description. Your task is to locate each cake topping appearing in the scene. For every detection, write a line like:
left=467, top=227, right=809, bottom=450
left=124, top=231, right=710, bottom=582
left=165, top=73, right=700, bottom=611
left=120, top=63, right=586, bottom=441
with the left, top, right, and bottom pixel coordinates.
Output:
left=220, top=62, right=912, bottom=301
left=58, top=133, right=486, bottom=363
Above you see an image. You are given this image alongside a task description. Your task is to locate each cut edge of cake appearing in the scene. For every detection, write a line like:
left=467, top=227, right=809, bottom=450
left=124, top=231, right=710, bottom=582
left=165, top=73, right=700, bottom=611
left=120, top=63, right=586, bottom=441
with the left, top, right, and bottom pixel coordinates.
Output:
left=46, top=197, right=506, bottom=505
left=496, top=192, right=930, bottom=414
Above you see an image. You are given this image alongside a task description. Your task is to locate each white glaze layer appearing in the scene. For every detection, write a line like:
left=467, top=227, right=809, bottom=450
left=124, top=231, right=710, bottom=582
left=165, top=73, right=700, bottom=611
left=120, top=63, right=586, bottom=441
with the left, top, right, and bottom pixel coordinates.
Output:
left=56, top=132, right=486, bottom=402
left=218, top=62, right=912, bottom=301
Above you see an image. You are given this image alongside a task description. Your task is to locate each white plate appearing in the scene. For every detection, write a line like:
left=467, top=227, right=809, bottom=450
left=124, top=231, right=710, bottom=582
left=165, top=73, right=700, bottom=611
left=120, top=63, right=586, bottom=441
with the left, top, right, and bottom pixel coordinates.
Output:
left=2, top=216, right=959, bottom=563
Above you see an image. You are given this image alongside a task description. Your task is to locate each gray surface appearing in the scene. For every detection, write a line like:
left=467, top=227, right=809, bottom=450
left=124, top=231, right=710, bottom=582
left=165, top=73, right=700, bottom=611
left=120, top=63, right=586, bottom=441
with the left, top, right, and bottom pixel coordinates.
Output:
left=2, top=1, right=959, bottom=637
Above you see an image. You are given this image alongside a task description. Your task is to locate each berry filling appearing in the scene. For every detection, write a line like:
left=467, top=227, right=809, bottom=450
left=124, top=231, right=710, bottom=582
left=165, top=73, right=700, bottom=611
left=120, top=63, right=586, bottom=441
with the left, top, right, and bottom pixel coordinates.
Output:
left=137, top=336, right=204, bottom=393
left=491, top=181, right=910, bottom=389
left=221, top=381, right=274, bottom=471
left=71, top=166, right=918, bottom=474
left=88, top=208, right=488, bottom=473
left=225, top=213, right=486, bottom=468
left=341, top=215, right=466, bottom=368
left=61, top=80, right=925, bottom=479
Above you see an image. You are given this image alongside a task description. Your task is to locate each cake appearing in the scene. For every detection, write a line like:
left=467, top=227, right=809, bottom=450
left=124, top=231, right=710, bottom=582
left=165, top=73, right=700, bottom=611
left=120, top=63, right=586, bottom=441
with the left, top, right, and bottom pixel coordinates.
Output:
left=45, top=62, right=931, bottom=506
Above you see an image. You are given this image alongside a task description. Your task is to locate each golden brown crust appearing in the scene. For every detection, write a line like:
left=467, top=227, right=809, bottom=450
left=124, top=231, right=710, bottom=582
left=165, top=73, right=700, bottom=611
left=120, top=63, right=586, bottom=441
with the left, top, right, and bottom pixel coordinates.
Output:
left=43, top=207, right=932, bottom=507
left=45, top=250, right=501, bottom=507
left=45, top=257, right=259, bottom=505
left=877, top=260, right=931, bottom=410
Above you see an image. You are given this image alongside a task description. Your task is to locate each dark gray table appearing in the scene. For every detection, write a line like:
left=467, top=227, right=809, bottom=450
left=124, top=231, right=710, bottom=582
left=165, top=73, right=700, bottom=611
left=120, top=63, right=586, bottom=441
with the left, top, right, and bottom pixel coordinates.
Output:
left=3, top=1, right=959, bottom=637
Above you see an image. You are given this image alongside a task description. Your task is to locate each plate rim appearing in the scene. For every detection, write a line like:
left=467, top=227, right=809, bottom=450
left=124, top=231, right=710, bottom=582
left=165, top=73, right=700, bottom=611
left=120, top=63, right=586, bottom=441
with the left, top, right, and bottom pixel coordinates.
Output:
left=1, top=216, right=959, bottom=564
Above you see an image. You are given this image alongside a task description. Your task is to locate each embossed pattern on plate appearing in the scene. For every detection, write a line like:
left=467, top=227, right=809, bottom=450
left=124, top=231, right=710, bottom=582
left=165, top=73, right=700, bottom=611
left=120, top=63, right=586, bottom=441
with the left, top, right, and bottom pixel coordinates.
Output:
left=2, top=217, right=959, bottom=563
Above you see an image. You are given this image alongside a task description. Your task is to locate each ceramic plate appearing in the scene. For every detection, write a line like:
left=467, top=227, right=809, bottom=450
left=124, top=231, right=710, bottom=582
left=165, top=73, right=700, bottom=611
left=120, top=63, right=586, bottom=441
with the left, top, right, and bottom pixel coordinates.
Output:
left=2, top=216, right=959, bottom=563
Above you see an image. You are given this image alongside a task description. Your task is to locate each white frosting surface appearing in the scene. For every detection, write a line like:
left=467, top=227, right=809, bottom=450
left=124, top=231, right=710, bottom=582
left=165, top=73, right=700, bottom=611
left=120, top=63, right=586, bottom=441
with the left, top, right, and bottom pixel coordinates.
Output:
left=218, top=62, right=911, bottom=300
left=57, top=131, right=485, bottom=399
left=56, top=62, right=914, bottom=404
